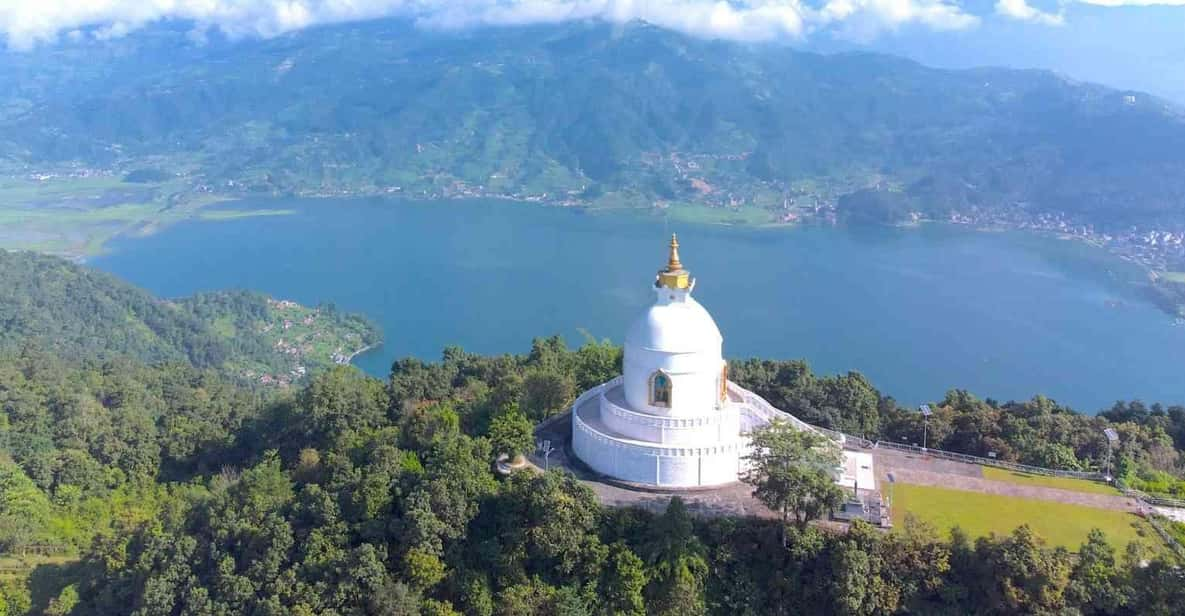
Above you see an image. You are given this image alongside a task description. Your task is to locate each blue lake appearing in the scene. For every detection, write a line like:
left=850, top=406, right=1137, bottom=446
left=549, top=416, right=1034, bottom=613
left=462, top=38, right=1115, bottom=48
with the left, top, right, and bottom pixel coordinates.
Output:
left=92, top=197, right=1185, bottom=411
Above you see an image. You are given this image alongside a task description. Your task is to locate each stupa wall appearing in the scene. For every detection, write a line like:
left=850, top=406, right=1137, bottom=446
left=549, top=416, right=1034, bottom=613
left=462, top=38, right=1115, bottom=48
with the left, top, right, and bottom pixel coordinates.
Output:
left=573, top=405, right=745, bottom=486
left=600, top=390, right=740, bottom=445
left=623, top=348, right=726, bottom=416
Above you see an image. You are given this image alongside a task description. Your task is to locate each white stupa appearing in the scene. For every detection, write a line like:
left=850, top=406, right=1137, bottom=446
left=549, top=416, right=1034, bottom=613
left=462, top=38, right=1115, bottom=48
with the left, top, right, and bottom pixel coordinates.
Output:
left=571, top=235, right=854, bottom=488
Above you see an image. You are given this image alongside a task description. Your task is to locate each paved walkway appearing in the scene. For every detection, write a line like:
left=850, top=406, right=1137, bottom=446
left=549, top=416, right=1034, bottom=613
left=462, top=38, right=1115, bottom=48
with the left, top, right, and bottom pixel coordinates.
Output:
left=874, top=448, right=1140, bottom=513
left=532, top=410, right=782, bottom=518
left=535, top=411, right=1142, bottom=519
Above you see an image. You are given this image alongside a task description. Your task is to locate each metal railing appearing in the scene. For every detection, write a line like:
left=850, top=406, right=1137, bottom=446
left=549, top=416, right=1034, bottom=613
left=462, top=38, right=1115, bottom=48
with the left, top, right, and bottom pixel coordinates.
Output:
left=1115, top=481, right=1185, bottom=509
left=726, top=385, right=1185, bottom=559
left=554, top=379, right=1185, bottom=516
left=729, top=382, right=876, bottom=448
left=871, top=440, right=1104, bottom=480
left=1128, top=497, right=1185, bottom=561
left=731, top=383, right=820, bottom=434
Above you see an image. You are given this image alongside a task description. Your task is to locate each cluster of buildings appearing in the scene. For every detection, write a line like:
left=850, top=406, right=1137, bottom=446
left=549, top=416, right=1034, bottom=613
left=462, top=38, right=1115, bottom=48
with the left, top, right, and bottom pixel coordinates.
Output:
left=946, top=207, right=1185, bottom=272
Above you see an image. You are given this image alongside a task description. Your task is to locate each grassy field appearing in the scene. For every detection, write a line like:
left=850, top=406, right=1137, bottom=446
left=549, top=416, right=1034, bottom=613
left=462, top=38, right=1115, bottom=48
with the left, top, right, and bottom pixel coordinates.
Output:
left=981, top=467, right=1119, bottom=495
left=890, top=483, right=1157, bottom=552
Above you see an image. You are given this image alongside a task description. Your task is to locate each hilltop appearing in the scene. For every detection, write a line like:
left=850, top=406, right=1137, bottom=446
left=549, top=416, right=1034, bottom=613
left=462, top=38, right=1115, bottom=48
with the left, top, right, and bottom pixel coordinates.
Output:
left=0, top=250, right=380, bottom=384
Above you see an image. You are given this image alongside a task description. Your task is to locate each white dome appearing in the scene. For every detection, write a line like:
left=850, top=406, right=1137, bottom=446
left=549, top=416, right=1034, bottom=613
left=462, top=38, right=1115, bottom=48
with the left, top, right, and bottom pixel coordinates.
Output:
left=625, top=295, right=723, bottom=353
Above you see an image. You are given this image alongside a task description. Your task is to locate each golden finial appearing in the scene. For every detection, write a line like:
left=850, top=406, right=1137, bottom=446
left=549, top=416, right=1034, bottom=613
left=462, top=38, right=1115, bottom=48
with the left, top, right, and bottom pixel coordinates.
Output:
left=666, top=233, right=683, bottom=272
left=656, top=233, right=691, bottom=290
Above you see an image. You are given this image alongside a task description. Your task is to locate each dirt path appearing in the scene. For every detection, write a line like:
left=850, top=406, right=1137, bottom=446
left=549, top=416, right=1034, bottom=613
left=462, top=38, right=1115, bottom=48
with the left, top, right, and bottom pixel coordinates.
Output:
left=875, top=449, right=1139, bottom=513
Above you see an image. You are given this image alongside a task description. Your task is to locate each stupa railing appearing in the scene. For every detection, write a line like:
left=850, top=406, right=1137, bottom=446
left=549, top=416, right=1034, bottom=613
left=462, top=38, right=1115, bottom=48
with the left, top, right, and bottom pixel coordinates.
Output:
left=727, top=382, right=874, bottom=448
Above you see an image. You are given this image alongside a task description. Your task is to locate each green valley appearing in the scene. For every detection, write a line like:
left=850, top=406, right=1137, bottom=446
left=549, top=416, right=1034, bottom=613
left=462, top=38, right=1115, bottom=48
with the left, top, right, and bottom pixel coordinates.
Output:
left=2, top=20, right=1184, bottom=276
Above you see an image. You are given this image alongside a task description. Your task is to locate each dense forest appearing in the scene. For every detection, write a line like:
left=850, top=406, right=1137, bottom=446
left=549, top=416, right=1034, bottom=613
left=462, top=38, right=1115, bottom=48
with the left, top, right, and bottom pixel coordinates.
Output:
left=0, top=251, right=380, bottom=383
left=4, top=21, right=1185, bottom=230
left=3, top=331, right=1185, bottom=614
left=3, top=258, right=1185, bottom=614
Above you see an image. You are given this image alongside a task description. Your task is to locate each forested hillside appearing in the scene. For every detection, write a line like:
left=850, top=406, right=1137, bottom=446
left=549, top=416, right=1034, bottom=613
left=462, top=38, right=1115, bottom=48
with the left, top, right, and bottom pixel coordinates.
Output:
left=3, top=335, right=1185, bottom=614
left=0, top=251, right=379, bottom=384
left=3, top=20, right=1185, bottom=230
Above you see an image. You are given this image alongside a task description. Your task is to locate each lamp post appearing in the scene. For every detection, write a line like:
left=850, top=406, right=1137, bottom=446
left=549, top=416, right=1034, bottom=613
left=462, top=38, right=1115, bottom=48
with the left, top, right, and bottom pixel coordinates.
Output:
left=1103, top=428, right=1119, bottom=480
left=537, top=439, right=556, bottom=471
left=919, top=404, right=932, bottom=451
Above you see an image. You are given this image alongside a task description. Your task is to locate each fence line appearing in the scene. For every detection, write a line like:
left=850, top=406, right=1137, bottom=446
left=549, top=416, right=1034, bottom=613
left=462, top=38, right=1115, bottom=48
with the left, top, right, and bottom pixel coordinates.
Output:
left=1114, top=482, right=1185, bottom=509
left=732, top=395, right=1185, bottom=559
left=1124, top=493, right=1185, bottom=561
left=870, top=440, right=1104, bottom=480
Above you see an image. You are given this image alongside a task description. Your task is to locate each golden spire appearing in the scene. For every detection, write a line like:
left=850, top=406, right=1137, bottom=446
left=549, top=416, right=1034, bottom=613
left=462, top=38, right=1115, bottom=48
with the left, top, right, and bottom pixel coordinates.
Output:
left=656, top=233, right=691, bottom=290
left=666, top=234, right=683, bottom=272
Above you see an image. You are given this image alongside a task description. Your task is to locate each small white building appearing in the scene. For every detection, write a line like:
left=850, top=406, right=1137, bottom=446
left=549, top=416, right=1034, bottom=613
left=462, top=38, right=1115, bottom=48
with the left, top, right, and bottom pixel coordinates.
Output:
left=571, top=235, right=869, bottom=488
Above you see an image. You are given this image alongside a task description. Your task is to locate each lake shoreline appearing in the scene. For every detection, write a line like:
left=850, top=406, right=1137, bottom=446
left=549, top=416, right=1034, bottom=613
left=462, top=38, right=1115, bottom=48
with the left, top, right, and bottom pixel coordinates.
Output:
left=77, top=192, right=1184, bottom=321
left=91, top=195, right=1185, bottom=410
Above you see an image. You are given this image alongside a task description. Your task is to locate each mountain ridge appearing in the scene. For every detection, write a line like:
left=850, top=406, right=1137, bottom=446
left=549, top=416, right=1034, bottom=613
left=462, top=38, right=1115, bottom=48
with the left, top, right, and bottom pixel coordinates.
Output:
left=0, top=250, right=380, bottom=384
left=3, top=19, right=1185, bottom=235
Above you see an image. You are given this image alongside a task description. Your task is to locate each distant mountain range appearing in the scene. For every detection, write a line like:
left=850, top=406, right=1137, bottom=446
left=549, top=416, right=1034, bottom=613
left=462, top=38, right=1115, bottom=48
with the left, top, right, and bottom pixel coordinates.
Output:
left=3, top=19, right=1185, bottom=230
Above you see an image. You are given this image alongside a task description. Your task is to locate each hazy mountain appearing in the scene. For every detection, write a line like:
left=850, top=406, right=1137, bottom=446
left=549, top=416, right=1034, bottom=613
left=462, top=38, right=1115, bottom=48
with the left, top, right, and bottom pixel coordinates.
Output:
left=3, top=19, right=1185, bottom=228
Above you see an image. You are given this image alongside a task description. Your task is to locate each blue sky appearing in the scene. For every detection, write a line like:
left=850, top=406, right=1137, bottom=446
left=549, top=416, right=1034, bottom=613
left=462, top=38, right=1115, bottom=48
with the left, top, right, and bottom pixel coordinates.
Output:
left=2, top=1, right=1183, bottom=101
left=818, top=4, right=1185, bottom=102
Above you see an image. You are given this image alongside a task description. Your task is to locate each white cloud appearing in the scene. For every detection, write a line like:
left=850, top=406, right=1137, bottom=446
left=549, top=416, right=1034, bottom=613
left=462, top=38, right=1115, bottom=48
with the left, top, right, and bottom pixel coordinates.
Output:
left=818, top=0, right=979, bottom=40
left=994, top=0, right=1065, bottom=24
left=0, top=0, right=980, bottom=50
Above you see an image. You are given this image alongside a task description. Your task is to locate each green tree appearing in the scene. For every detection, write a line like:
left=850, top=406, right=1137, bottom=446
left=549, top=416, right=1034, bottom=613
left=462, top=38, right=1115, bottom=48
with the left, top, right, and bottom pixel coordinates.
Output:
left=398, top=402, right=461, bottom=451
left=298, top=366, right=389, bottom=445
left=1128, top=557, right=1185, bottom=615
left=970, top=525, right=1072, bottom=614
left=44, top=585, right=79, bottom=616
left=571, top=338, right=622, bottom=390
left=598, top=542, right=647, bottom=616
left=1066, top=529, right=1123, bottom=614
left=742, top=421, right=846, bottom=533
left=493, top=471, right=605, bottom=587
left=488, top=406, right=535, bottom=462
left=404, top=546, right=447, bottom=591
left=519, top=368, right=575, bottom=421
left=0, top=462, right=51, bottom=554
left=828, top=521, right=900, bottom=616
left=822, top=372, right=880, bottom=436
left=644, top=498, right=708, bottom=616
left=496, top=578, right=558, bottom=616
left=881, top=515, right=951, bottom=610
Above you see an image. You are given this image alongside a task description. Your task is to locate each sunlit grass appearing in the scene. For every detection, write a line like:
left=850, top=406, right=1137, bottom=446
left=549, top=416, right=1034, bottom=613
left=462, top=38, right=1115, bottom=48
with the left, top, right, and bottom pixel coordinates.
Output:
left=890, top=482, right=1157, bottom=552
left=981, top=467, right=1119, bottom=495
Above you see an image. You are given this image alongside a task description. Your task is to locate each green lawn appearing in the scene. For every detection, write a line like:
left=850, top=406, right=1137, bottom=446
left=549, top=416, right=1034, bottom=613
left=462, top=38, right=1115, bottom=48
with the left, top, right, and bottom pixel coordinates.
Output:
left=890, top=483, right=1156, bottom=552
left=981, top=467, right=1119, bottom=495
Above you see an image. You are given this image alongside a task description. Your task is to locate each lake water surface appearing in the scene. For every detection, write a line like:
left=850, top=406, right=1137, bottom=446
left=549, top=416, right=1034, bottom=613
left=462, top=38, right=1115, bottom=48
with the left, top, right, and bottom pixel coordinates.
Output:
left=93, top=197, right=1185, bottom=411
